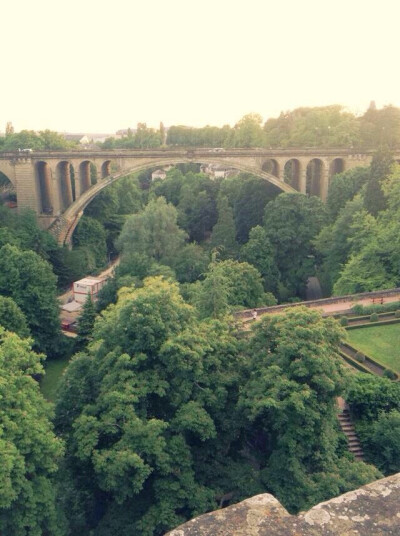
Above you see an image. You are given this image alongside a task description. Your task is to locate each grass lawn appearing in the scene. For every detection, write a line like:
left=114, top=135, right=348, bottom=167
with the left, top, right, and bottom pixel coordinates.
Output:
left=346, top=324, right=400, bottom=373
left=40, top=356, right=71, bottom=402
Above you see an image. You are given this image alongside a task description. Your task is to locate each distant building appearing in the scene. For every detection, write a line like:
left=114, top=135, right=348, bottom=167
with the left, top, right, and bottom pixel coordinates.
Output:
left=73, top=277, right=106, bottom=304
left=151, top=169, right=167, bottom=181
left=200, top=163, right=238, bottom=179
left=62, top=133, right=113, bottom=144
left=115, top=128, right=137, bottom=139
left=63, top=134, right=90, bottom=144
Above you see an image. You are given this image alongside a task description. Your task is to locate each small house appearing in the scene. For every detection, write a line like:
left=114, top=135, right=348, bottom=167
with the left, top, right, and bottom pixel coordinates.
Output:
left=73, top=277, right=106, bottom=304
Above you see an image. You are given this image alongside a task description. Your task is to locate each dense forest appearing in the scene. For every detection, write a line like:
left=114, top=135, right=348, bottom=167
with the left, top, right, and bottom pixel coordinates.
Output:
left=1, top=107, right=400, bottom=535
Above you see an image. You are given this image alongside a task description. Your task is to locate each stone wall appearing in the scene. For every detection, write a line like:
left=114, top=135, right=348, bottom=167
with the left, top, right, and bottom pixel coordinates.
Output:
left=165, top=473, right=400, bottom=535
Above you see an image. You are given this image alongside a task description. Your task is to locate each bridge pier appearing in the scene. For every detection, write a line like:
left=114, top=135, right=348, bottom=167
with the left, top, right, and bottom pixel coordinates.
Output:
left=299, top=168, right=307, bottom=194
left=321, top=166, right=330, bottom=201
left=13, top=159, right=40, bottom=213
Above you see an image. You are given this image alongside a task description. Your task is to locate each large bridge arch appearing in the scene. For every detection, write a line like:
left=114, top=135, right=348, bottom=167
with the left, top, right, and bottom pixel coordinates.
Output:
left=50, top=156, right=297, bottom=245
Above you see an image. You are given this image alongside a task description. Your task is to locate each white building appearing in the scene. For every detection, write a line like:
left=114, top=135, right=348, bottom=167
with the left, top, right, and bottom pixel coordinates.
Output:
left=200, top=163, right=239, bottom=179
left=73, top=277, right=106, bottom=304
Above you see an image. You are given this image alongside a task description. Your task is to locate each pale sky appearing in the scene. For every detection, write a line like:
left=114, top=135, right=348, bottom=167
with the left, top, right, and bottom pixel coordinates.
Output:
left=3, top=0, right=400, bottom=134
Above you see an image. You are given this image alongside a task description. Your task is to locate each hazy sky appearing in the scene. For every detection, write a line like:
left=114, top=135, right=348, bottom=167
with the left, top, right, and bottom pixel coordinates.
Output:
left=3, top=0, right=400, bottom=133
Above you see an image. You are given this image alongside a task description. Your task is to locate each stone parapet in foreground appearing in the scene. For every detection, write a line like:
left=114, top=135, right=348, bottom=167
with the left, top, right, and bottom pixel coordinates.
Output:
left=165, top=473, right=400, bottom=535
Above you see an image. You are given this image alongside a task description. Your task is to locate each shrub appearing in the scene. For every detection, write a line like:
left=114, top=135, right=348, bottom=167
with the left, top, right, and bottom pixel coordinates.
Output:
left=340, top=316, right=349, bottom=326
left=383, top=369, right=397, bottom=380
left=354, top=351, right=366, bottom=363
left=351, top=304, right=364, bottom=315
left=370, top=313, right=379, bottom=322
left=395, top=310, right=400, bottom=318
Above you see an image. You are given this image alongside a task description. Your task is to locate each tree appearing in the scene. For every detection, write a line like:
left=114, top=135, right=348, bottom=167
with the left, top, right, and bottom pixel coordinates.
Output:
left=264, top=106, right=360, bottom=149
left=117, top=197, right=187, bottom=266
left=172, top=243, right=210, bottom=283
left=234, top=176, right=279, bottom=243
left=39, top=130, right=72, bottom=150
left=363, top=150, right=393, bottom=216
left=152, top=168, right=185, bottom=206
left=177, top=174, right=218, bottom=242
left=5, top=121, right=14, bottom=137
left=3, top=130, right=44, bottom=151
left=361, top=410, right=400, bottom=474
left=212, top=260, right=267, bottom=309
left=227, top=113, right=265, bottom=148
left=346, top=373, right=400, bottom=421
left=359, top=104, right=400, bottom=149
left=73, top=216, right=108, bottom=268
left=0, top=296, right=30, bottom=338
left=76, top=295, right=97, bottom=350
left=55, top=277, right=242, bottom=535
left=0, top=327, right=64, bottom=535
left=240, top=225, right=280, bottom=294
left=315, top=196, right=376, bottom=294
left=0, top=244, right=62, bottom=356
left=332, top=244, right=395, bottom=296
left=209, top=196, right=237, bottom=257
left=84, top=187, right=119, bottom=224
left=115, top=177, right=143, bottom=214
left=132, top=123, right=162, bottom=148
left=240, top=307, right=380, bottom=512
left=326, top=167, right=370, bottom=221
left=264, top=193, right=327, bottom=298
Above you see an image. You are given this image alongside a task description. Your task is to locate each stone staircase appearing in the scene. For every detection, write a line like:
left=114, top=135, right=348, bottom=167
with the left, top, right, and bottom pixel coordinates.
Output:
left=338, top=408, right=364, bottom=460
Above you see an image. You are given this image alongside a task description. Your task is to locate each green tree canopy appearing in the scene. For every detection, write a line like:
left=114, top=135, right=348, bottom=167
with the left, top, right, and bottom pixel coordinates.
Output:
left=55, top=277, right=243, bottom=535
left=0, top=244, right=62, bottom=355
left=117, top=197, right=187, bottom=266
left=209, top=195, right=237, bottom=258
left=264, top=193, right=327, bottom=298
left=0, top=328, right=64, bottom=535
left=73, top=215, right=108, bottom=268
left=240, top=225, right=280, bottom=294
left=240, top=307, right=380, bottom=512
left=326, top=167, right=370, bottom=221
left=234, top=176, right=279, bottom=243
left=264, top=106, right=360, bottom=148
left=0, top=296, right=30, bottom=338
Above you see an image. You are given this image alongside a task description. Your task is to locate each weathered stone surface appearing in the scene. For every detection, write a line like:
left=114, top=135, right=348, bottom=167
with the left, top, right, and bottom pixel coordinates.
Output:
left=165, top=473, right=400, bottom=535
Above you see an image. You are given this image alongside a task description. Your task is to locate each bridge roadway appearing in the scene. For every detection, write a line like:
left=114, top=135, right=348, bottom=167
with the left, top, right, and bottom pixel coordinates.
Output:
left=0, top=147, right=390, bottom=244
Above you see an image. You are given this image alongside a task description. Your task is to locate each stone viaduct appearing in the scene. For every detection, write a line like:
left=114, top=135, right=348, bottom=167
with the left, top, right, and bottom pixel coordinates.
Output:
left=0, top=148, right=387, bottom=245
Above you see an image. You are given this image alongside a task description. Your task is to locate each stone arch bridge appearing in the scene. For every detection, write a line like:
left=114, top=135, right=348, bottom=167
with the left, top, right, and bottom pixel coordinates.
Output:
left=0, top=148, right=381, bottom=244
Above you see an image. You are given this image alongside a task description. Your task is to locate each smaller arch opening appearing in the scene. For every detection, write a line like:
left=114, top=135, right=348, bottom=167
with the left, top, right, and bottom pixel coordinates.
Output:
left=330, top=158, right=345, bottom=176
left=90, top=163, right=98, bottom=185
left=306, top=158, right=324, bottom=197
left=36, top=161, right=53, bottom=214
left=56, top=161, right=75, bottom=210
left=262, top=159, right=279, bottom=177
left=79, top=161, right=92, bottom=194
left=283, top=159, right=300, bottom=190
left=101, top=160, right=111, bottom=178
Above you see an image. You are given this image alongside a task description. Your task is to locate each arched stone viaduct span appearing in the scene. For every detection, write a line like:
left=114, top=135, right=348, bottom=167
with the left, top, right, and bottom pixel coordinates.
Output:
left=0, top=148, right=380, bottom=245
